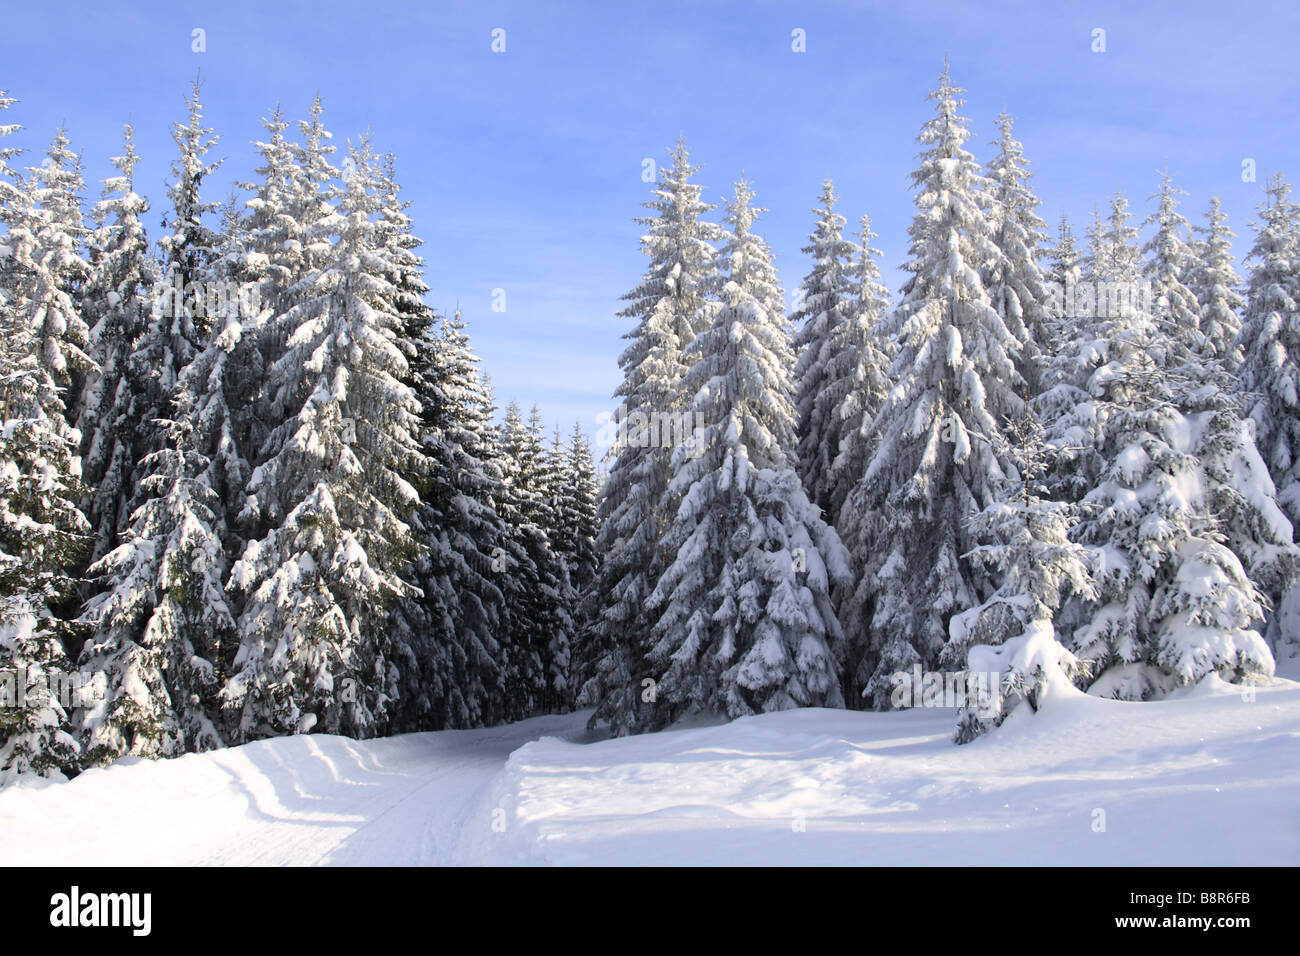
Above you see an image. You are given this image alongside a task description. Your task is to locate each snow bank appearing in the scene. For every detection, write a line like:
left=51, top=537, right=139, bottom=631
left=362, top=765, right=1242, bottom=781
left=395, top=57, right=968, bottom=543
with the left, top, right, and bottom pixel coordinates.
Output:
left=3, top=682, right=1297, bottom=866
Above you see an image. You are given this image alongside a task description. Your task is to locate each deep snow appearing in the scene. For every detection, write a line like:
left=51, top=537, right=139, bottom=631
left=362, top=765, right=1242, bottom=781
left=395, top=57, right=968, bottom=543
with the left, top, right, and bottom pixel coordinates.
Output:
left=2, top=674, right=1297, bottom=866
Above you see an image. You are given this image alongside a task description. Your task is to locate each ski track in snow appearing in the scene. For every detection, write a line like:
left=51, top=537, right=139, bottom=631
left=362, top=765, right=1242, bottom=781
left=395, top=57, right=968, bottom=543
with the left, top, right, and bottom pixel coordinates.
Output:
left=2, top=676, right=1299, bottom=866
left=0, top=712, right=593, bottom=866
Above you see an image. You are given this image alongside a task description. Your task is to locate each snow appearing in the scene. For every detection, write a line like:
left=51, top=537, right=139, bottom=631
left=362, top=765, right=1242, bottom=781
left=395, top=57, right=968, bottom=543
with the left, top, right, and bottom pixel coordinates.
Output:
left=4, top=679, right=1298, bottom=866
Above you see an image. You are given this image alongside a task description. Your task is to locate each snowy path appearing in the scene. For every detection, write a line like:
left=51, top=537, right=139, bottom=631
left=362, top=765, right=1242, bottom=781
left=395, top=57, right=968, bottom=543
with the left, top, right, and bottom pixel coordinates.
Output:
left=0, top=712, right=592, bottom=866
left=2, top=676, right=1298, bottom=866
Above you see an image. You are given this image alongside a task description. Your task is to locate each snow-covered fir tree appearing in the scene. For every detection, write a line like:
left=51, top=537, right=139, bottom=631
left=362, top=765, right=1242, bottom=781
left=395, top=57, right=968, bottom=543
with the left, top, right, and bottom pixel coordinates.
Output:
left=556, top=421, right=600, bottom=690
left=1050, top=199, right=1278, bottom=698
left=981, top=112, right=1050, bottom=391
left=430, top=311, right=514, bottom=726
left=1238, top=174, right=1300, bottom=532
left=583, top=139, right=721, bottom=735
left=76, top=408, right=233, bottom=763
left=76, top=125, right=158, bottom=567
left=839, top=63, right=1026, bottom=708
left=394, top=306, right=508, bottom=730
left=372, top=157, right=468, bottom=733
left=0, top=121, right=93, bottom=781
left=823, top=215, right=895, bottom=530
left=496, top=403, right=575, bottom=717
left=1187, top=197, right=1244, bottom=370
left=154, top=79, right=223, bottom=390
left=946, top=410, right=1094, bottom=742
left=1042, top=213, right=1082, bottom=355
left=1142, top=170, right=1203, bottom=358
left=224, top=140, right=423, bottom=741
left=643, top=178, right=850, bottom=728
left=792, top=180, right=860, bottom=519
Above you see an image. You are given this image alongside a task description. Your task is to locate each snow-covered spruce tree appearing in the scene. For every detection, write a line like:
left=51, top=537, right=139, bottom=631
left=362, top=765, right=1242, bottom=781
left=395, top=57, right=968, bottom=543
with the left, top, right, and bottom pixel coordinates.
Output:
left=23, top=124, right=94, bottom=421
left=371, top=156, right=459, bottom=733
left=433, top=311, right=513, bottom=726
left=393, top=306, right=509, bottom=730
left=541, top=418, right=580, bottom=708
left=6, top=122, right=96, bottom=579
left=224, top=139, right=423, bottom=742
left=76, top=125, right=158, bottom=567
left=823, top=215, right=895, bottom=530
left=1081, top=206, right=1107, bottom=283
left=154, top=79, right=223, bottom=392
left=1069, top=352, right=1275, bottom=696
left=226, top=105, right=304, bottom=493
left=0, top=140, right=92, bottom=782
left=0, top=91, right=16, bottom=333
left=496, top=404, right=575, bottom=718
left=982, top=112, right=1050, bottom=393
left=375, top=157, right=510, bottom=731
left=839, top=63, right=1026, bottom=709
left=643, top=178, right=850, bottom=728
left=555, top=420, right=600, bottom=692
left=239, top=97, right=345, bottom=497
left=1238, top=174, right=1300, bottom=532
left=0, top=90, right=17, bottom=205
left=1187, top=197, right=1245, bottom=371
left=1038, top=194, right=1156, bottom=509
left=792, top=180, right=860, bottom=518
left=1045, top=214, right=1082, bottom=292
left=554, top=422, right=599, bottom=598
left=1189, top=371, right=1300, bottom=653
left=1142, top=171, right=1203, bottom=358
left=184, top=196, right=256, bottom=537
left=1041, top=214, right=1082, bottom=357
left=0, top=355, right=85, bottom=783
left=582, top=139, right=722, bottom=735
left=76, top=408, right=233, bottom=764
left=1052, top=201, right=1276, bottom=698
left=946, top=410, right=1095, bottom=743
left=0, top=351, right=86, bottom=783
left=1143, top=177, right=1300, bottom=644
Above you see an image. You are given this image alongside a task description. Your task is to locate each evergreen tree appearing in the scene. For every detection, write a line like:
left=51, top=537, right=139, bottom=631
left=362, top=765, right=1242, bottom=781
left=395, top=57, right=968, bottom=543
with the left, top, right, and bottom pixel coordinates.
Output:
left=1238, top=174, right=1300, bottom=531
left=496, top=404, right=575, bottom=717
left=792, top=180, right=860, bottom=519
left=434, top=311, right=512, bottom=725
left=982, top=112, right=1050, bottom=391
left=76, top=125, right=157, bottom=566
left=947, top=410, right=1095, bottom=742
left=1070, top=354, right=1274, bottom=697
left=1142, top=170, right=1202, bottom=358
left=1042, top=213, right=1082, bottom=355
left=1187, top=197, right=1244, bottom=371
left=1050, top=199, right=1278, bottom=697
left=840, top=63, right=1026, bottom=708
left=155, top=78, right=223, bottom=375
left=583, top=139, right=721, bottom=734
left=224, top=140, right=423, bottom=741
left=0, top=129, right=92, bottom=781
left=823, top=215, right=894, bottom=530
left=76, top=410, right=232, bottom=763
left=555, top=421, right=599, bottom=671
left=644, top=178, right=850, bottom=727
left=554, top=422, right=598, bottom=600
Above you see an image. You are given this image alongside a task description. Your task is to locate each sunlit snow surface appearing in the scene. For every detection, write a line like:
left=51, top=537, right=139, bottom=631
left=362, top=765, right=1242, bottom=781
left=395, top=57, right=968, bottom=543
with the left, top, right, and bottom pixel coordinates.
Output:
left=3, top=671, right=1298, bottom=866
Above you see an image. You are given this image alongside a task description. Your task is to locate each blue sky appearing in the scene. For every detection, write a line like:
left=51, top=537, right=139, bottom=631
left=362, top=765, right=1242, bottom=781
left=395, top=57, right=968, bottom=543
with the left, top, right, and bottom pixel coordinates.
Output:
left=2, top=0, right=1297, bottom=446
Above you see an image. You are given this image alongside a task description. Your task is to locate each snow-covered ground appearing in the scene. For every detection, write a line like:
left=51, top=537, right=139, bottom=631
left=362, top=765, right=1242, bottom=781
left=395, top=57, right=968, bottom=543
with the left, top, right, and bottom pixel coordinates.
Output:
left=3, top=675, right=1298, bottom=866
